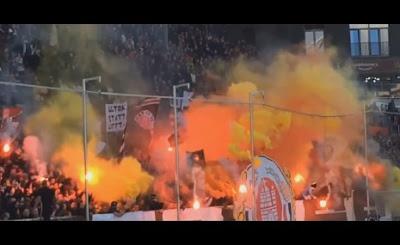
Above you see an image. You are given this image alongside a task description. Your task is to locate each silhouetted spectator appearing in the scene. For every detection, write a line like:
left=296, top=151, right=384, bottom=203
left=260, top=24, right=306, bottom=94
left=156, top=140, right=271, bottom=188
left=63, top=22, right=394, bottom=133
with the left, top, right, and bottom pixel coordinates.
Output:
left=35, top=180, right=55, bottom=221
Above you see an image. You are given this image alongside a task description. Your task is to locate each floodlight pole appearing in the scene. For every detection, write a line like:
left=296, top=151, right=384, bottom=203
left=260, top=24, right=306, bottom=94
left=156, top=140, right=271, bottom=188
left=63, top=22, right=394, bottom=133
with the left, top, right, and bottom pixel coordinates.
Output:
left=82, top=76, right=101, bottom=221
left=173, top=83, right=190, bottom=221
left=363, top=102, right=371, bottom=217
left=249, top=90, right=265, bottom=221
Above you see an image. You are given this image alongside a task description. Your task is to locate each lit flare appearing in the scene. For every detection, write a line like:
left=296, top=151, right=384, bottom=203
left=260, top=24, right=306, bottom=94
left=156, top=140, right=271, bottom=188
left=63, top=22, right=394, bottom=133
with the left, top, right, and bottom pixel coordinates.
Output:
left=193, top=199, right=200, bottom=209
left=294, top=173, right=304, bottom=183
left=2, top=143, right=10, bottom=153
left=86, top=171, right=94, bottom=182
left=239, top=184, right=248, bottom=194
left=319, top=199, right=327, bottom=209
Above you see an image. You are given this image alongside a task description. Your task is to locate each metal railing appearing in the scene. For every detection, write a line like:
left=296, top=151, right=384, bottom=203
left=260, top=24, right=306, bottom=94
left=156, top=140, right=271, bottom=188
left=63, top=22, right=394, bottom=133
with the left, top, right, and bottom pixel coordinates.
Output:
left=8, top=216, right=85, bottom=221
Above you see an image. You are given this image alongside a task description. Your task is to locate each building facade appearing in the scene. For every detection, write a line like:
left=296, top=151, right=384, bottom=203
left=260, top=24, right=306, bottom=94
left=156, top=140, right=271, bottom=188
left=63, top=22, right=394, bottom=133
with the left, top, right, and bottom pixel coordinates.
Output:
left=251, top=24, right=400, bottom=94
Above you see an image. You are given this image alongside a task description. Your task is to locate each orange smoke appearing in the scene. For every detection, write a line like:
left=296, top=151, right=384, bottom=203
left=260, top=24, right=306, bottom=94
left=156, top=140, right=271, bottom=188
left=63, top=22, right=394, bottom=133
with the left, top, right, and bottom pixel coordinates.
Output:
left=205, top=161, right=236, bottom=199
left=148, top=134, right=238, bottom=204
left=354, top=162, right=388, bottom=190
left=182, top=100, right=243, bottom=160
left=52, top=135, right=153, bottom=203
left=149, top=49, right=367, bottom=205
left=229, top=51, right=363, bottom=192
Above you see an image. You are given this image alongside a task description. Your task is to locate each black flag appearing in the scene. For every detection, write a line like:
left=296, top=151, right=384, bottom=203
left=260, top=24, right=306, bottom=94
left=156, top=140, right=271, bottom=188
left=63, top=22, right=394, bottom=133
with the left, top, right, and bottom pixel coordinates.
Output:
left=123, top=97, right=161, bottom=157
left=186, top=149, right=206, bottom=168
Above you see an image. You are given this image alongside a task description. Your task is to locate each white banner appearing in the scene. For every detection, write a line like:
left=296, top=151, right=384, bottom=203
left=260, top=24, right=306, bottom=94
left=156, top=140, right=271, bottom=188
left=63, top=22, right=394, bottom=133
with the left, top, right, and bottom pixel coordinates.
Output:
left=93, top=211, right=156, bottom=221
left=162, top=207, right=223, bottom=221
left=295, top=200, right=305, bottom=221
left=93, top=207, right=225, bottom=221
left=105, top=103, right=127, bottom=132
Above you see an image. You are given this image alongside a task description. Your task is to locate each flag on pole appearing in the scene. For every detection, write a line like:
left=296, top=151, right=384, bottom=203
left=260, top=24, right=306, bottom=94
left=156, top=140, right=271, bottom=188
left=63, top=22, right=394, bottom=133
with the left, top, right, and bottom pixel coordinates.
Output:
left=1, top=107, right=22, bottom=120
left=121, top=97, right=161, bottom=158
left=0, top=107, right=22, bottom=141
left=133, top=97, right=161, bottom=131
left=117, top=123, right=127, bottom=160
left=169, top=90, right=193, bottom=110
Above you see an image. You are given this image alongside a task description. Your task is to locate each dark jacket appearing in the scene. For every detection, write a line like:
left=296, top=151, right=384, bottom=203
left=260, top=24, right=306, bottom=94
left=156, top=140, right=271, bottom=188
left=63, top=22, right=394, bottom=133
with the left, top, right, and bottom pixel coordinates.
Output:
left=36, top=186, right=55, bottom=209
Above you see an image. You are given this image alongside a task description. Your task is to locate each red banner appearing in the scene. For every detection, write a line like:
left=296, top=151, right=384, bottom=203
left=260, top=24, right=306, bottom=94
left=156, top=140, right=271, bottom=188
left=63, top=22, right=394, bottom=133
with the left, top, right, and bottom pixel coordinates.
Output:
left=1, top=107, right=22, bottom=119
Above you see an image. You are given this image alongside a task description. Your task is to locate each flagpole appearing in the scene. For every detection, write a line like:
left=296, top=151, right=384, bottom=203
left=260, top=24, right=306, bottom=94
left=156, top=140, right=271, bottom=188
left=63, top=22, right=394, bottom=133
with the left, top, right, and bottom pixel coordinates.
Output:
left=363, top=102, right=371, bottom=217
left=82, top=76, right=101, bottom=222
left=173, top=83, right=190, bottom=221
left=249, top=90, right=264, bottom=221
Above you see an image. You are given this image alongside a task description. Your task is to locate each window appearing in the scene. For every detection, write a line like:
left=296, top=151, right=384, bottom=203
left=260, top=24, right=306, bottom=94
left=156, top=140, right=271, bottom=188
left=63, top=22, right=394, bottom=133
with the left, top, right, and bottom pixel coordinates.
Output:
left=305, top=29, right=324, bottom=52
left=349, top=24, right=389, bottom=57
left=350, top=30, right=360, bottom=56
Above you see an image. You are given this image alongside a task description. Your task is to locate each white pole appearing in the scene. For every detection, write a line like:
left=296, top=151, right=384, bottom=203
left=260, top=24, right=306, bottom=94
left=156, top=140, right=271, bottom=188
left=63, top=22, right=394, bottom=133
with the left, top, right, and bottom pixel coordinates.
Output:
left=363, top=102, right=370, bottom=217
left=249, top=94, right=254, bottom=221
left=82, top=76, right=101, bottom=221
left=249, top=91, right=264, bottom=221
left=173, top=83, right=190, bottom=221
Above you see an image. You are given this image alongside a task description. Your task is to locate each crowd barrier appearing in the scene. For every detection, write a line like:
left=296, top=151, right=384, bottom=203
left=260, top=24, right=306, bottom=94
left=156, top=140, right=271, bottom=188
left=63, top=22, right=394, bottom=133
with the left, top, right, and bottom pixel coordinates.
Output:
left=9, top=216, right=85, bottom=221
left=7, top=199, right=355, bottom=221
left=93, top=206, right=228, bottom=221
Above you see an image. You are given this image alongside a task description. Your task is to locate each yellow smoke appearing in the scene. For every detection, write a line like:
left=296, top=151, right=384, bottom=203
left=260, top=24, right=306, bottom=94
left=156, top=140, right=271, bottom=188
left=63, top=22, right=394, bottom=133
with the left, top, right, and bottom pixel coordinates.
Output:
left=52, top=134, right=153, bottom=203
left=230, top=50, right=362, bottom=158
left=24, top=92, right=97, bottom=154
left=393, top=166, right=400, bottom=189
left=227, top=81, right=257, bottom=100
left=25, top=92, right=153, bottom=203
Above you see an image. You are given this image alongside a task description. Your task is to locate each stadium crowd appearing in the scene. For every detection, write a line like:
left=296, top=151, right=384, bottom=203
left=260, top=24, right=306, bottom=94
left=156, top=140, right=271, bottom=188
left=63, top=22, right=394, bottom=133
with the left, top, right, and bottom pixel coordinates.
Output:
left=0, top=148, right=86, bottom=220
left=0, top=147, right=166, bottom=220
left=101, top=24, right=256, bottom=96
left=0, top=24, right=256, bottom=96
left=368, top=98, right=400, bottom=167
left=0, top=24, right=41, bottom=82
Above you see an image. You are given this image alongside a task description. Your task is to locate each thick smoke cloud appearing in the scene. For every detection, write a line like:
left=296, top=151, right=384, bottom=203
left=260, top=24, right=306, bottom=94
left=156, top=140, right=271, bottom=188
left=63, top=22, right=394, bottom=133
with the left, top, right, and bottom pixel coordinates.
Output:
left=17, top=25, right=398, bottom=210
left=36, top=24, right=150, bottom=93
left=147, top=47, right=394, bottom=206
left=24, top=93, right=153, bottom=203
left=51, top=134, right=153, bottom=203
